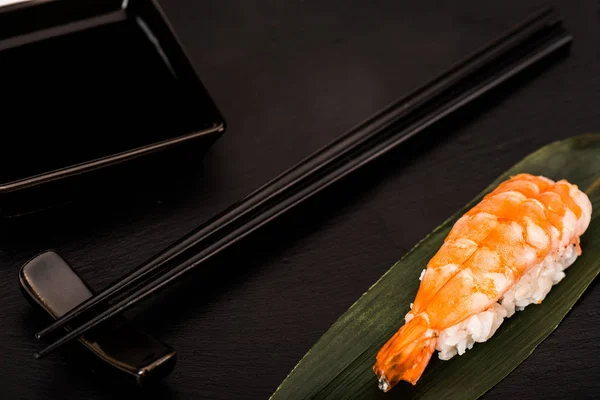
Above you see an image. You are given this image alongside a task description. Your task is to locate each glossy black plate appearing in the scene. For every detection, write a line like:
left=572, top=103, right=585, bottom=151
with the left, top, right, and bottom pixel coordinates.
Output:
left=0, top=0, right=225, bottom=217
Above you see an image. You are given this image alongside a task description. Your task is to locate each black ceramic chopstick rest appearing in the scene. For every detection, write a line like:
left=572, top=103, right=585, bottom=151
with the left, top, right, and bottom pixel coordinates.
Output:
left=19, top=251, right=176, bottom=387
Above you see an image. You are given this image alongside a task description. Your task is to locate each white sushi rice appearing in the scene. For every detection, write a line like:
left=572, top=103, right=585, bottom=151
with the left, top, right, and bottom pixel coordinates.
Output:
left=406, top=243, right=579, bottom=361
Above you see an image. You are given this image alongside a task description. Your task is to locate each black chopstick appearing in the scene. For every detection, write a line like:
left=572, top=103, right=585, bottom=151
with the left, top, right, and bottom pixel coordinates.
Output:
left=35, top=5, right=562, bottom=342
left=33, top=5, right=571, bottom=358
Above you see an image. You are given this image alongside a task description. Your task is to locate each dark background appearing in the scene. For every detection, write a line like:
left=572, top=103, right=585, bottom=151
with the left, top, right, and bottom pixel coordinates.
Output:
left=1, top=0, right=599, bottom=399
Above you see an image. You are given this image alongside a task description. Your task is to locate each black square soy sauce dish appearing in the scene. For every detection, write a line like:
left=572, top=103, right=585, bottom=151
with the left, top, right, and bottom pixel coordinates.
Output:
left=0, top=0, right=226, bottom=218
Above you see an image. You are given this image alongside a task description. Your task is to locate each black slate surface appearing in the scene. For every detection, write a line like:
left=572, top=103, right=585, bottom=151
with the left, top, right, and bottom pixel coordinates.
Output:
left=1, top=0, right=599, bottom=399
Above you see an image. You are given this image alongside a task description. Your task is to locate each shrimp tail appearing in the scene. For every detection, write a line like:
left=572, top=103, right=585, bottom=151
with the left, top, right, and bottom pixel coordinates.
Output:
left=373, top=314, right=437, bottom=391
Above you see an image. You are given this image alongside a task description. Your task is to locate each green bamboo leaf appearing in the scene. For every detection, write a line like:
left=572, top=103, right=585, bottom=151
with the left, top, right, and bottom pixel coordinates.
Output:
left=271, top=134, right=600, bottom=400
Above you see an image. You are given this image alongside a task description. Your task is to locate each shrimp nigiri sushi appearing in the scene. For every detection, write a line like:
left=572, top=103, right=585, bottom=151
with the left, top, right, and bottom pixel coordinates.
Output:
left=373, top=173, right=592, bottom=392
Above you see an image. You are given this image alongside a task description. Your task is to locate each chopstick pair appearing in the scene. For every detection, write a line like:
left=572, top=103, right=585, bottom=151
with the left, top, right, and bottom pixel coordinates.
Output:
left=32, top=5, right=572, bottom=359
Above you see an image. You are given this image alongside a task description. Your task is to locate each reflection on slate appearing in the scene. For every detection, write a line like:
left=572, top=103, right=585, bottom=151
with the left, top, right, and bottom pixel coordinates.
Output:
left=0, top=0, right=225, bottom=216
left=19, top=251, right=177, bottom=387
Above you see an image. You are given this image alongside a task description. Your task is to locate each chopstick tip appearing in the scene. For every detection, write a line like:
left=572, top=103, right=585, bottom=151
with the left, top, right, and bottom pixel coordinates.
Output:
left=34, top=345, right=54, bottom=359
left=35, top=324, right=55, bottom=339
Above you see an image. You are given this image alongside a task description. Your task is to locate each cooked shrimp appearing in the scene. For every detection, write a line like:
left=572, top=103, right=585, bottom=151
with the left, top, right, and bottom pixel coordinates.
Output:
left=373, top=173, right=592, bottom=392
